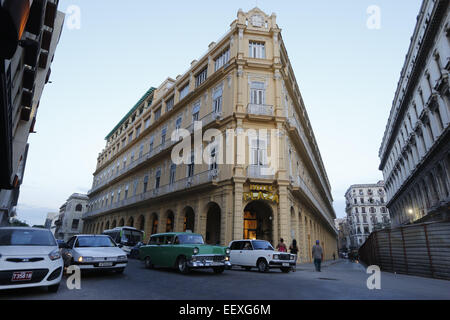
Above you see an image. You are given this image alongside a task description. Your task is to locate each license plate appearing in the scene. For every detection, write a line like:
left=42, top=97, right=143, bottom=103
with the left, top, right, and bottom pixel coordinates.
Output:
left=282, top=263, right=289, bottom=267
left=98, top=262, right=113, bottom=267
left=12, top=271, right=33, bottom=282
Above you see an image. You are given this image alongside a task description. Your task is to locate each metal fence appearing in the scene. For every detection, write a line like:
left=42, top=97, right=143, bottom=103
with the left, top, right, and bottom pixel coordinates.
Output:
left=359, top=221, right=450, bottom=280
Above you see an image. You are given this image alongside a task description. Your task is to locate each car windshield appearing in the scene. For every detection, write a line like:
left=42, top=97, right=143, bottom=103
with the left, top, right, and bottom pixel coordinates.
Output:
left=121, top=229, right=143, bottom=245
left=177, top=234, right=204, bottom=245
left=75, top=236, right=116, bottom=248
left=0, top=229, right=56, bottom=246
left=252, top=240, right=274, bottom=250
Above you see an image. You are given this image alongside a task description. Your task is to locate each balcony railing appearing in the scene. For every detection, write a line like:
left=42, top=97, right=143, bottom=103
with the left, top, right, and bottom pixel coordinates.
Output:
left=84, top=169, right=219, bottom=219
left=247, top=165, right=274, bottom=179
left=294, top=175, right=335, bottom=229
left=247, top=103, right=274, bottom=116
left=89, top=112, right=222, bottom=195
left=288, top=117, right=333, bottom=204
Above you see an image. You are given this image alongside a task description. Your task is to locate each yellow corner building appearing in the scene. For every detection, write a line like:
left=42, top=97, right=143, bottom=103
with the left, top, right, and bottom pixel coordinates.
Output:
left=83, top=8, right=338, bottom=262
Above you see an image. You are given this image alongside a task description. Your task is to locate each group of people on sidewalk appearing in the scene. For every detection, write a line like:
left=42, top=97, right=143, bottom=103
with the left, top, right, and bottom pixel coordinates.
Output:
left=275, top=238, right=325, bottom=272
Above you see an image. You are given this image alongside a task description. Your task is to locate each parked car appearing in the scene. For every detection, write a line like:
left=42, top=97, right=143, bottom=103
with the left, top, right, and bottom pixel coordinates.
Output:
left=0, top=227, right=63, bottom=292
left=60, top=235, right=128, bottom=273
left=229, top=239, right=296, bottom=273
left=139, top=232, right=231, bottom=274
left=129, top=241, right=144, bottom=259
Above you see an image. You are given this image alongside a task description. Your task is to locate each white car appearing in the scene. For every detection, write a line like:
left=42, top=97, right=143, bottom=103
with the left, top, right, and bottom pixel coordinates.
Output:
left=60, top=235, right=128, bottom=273
left=0, top=227, right=63, bottom=292
left=229, top=240, right=296, bottom=273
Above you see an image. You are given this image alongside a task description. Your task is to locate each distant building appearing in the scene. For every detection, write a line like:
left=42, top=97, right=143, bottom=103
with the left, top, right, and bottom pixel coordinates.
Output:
left=0, top=0, right=65, bottom=225
left=335, top=218, right=350, bottom=252
left=54, top=193, right=88, bottom=241
left=44, top=212, right=58, bottom=234
left=378, top=0, right=449, bottom=227
left=345, top=181, right=391, bottom=249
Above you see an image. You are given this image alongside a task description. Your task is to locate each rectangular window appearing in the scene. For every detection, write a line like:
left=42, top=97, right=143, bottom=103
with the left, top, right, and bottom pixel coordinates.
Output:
left=179, top=84, right=189, bottom=100
left=188, top=152, right=194, bottom=177
left=124, top=185, right=129, bottom=199
left=161, top=126, right=167, bottom=146
left=71, top=219, right=79, bottom=230
left=249, top=41, right=265, bottom=59
left=175, top=116, right=182, bottom=131
left=133, top=179, right=138, bottom=196
left=166, top=96, right=174, bottom=111
left=149, top=136, right=154, bottom=152
left=192, top=103, right=200, bottom=122
left=130, top=151, right=135, bottom=163
left=139, top=143, right=144, bottom=158
left=136, top=126, right=141, bottom=138
left=213, top=86, right=223, bottom=114
left=154, top=108, right=161, bottom=121
left=123, top=156, right=127, bottom=169
left=145, top=117, right=151, bottom=129
left=128, top=133, right=133, bottom=144
left=155, top=169, right=161, bottom=189
left=122, top=138, right=126, bottom=148
left=143, top=175, right=149, bottom=193
left=250, top=137, right=268, bottom=166
left=195, top=67, right=208, bottom=88
left=170, top=164, right=176, bottom=185
left=215, top=47, right=230, bottom=71
left=250, top=82, right=265, bottom=105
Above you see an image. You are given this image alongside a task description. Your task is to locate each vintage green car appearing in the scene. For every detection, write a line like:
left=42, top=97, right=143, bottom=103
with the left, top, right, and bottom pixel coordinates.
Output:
left=139, top=232, right=231, bottom=274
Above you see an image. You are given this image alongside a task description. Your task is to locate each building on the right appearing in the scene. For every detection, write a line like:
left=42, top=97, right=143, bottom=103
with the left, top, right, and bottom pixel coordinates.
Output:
left=378, top=0, right=450, bottom=227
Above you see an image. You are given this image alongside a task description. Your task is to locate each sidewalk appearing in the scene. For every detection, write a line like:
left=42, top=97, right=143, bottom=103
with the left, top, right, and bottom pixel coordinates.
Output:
left=294, top=258, right=344, bottom=271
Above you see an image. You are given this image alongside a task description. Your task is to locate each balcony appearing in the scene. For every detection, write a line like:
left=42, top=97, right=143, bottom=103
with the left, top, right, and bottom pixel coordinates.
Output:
left=89, top=112, right=222, bottom=195
left=247, top=104, right=273, bottom=116
left=247, top=165, right=274, bottom=179
left=84, top=169, right=218, bottom=219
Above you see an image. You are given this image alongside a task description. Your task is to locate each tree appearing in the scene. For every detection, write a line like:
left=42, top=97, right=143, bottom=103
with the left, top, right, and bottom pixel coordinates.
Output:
left=10, top=219, right=29, bottom=227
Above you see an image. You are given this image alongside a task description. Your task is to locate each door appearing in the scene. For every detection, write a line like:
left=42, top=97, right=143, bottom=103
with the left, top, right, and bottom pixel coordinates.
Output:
left=61, top=236, right=76, bottom=266
left=240, top=241, right=255, bottom=266
left=229, top=241, right=244, bottom=266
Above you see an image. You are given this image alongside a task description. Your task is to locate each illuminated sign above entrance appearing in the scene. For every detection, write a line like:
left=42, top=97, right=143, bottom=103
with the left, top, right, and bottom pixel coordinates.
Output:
left=243, top=184, right=279, bottom=204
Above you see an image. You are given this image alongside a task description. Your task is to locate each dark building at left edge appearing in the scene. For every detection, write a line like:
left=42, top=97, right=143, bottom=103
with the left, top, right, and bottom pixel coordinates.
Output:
left=0, top=0, right=65, bottom=225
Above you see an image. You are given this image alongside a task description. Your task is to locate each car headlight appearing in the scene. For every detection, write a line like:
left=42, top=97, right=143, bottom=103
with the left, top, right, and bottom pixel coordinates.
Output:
left=78, top=256, right=94, bottom=263
left=117, top=255, right=127, bottom=260
left=290, top=255, right=295, bottom=260
left=48, top=249, right=61, bottom=261
left=273, top=254, right=279, bottom=260
left=225, top=256, right=230, bottom=261
left=193, top=247, right=199, bottom=255
left=225, top=248, right=230, bottom=255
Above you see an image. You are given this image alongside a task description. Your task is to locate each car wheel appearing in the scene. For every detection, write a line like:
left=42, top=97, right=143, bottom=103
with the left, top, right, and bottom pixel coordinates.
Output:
left=144, top=257, right=153, bottom=269
left=213, top=267, right=225, bottom=274
left=257, top=259, right=269, bottom=273
left=48, top=283, right=60, bottom=293
left=280, top=267, right=291, bottom=273
left=177, top=256, right=190, bottom=274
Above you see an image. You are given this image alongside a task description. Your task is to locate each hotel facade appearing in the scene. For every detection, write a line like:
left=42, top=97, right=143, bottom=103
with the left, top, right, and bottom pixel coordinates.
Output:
left=378, top=0, right=450, bottom=227
left=83, top=8, right=337, bottom=262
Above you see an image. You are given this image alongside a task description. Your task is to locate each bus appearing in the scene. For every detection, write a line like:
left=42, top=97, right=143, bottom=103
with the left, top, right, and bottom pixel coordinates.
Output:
left=102, top=227, right=144, bottom=255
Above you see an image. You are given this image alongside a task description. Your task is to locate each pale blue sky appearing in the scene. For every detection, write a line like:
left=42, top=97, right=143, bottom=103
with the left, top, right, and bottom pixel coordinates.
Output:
left=17, top=0, right=422, bottom=226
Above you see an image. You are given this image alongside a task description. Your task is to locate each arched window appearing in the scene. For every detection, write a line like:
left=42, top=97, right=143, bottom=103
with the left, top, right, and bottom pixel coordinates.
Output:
left=75, top=204, right=83, bottom=212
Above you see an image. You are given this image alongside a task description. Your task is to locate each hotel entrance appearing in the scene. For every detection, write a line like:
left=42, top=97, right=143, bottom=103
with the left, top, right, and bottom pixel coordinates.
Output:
left=243, top=200, right=273, bottom=244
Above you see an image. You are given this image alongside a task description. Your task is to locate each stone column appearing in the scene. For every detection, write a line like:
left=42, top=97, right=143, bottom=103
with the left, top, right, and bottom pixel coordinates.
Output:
left=233, top=178, right=246, bottom=240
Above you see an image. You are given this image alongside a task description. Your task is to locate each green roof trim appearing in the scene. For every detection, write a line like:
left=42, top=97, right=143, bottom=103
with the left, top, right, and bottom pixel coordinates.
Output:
left=105, top=86, right=156, bottom=140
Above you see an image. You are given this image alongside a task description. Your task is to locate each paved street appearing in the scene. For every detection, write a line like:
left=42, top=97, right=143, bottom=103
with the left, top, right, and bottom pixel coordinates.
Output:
left=1, top=259, right=449, bottom=300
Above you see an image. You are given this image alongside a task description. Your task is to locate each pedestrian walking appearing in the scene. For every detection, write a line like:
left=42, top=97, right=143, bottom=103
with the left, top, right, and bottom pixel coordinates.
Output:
left=276, top=238, right=287, bottom=252
left=289, top=239, right=299, bottom=272
left=311, top=240, right=323, bottom=272
left=333, top=252, right=336, bottom=260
